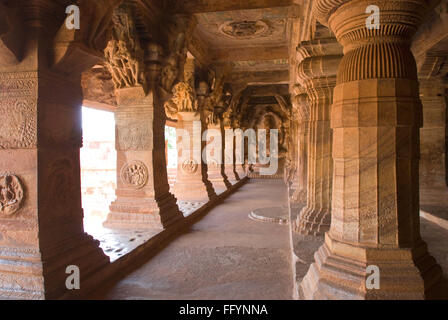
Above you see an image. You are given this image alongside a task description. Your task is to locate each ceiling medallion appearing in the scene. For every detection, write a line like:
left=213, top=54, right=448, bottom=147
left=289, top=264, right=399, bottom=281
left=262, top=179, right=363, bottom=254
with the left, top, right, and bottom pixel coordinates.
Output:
left=219, top=20, right=270, bottom=39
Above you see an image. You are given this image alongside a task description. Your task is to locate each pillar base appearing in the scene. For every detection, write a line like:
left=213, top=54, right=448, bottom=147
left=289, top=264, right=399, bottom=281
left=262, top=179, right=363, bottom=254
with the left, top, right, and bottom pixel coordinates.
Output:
left=235, top=165, right=246, bottom=180
left=173, top=179, right=216, bottom=202
left=224, top=165, right=239, bottom=184
left=295, top=206, right=330, bottom=236
left=0, top=233, right=109, bottom=299
left=208, top=169, right=232, bottom=192
left=105, top=193, right=182, bottom=229
left=299, top=234, right=446, bottom=300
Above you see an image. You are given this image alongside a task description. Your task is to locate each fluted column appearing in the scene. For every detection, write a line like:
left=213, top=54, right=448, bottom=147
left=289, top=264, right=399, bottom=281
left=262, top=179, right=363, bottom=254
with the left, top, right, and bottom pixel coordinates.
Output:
left=300, top=0, right=445, bottom=299
left=294, top=43, right=342, bottom=236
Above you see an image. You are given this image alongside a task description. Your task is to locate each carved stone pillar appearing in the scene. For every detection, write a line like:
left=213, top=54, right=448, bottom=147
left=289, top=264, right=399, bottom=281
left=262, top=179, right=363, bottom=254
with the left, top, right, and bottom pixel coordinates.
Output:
left=294, top=42, right=342, bottom=236
left=300, top=0, right=445, bottom=299
left=288, top=113, right=299, bottom=193
left=291, top=89, right=311, bottom=204
left=104, top=10, right=182, bottom=229
left=106, top=87, right=183, bottom=229
left=172, top=111, right=216, bottom=202
left=419, top=78, right=448, bottom=206
left=0, top=1, right=121, bottom=298
left=206, top=121, right=232, bottom=192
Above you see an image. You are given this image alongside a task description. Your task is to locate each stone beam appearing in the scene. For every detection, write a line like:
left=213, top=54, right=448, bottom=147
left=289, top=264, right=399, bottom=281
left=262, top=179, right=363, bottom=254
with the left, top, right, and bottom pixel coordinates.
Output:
left=228, top=70, right=290, bottom=85
left=212, top=46, right=289, bottom=62
left=171, top=0, right=293, bottom=14
left=247, top=85, right=290, bottom=97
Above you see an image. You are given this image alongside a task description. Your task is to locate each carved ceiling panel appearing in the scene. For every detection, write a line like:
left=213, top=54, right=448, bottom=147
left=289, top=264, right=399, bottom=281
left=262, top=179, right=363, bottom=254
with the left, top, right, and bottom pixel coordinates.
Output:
left=195, top=7, right=290, bottom=48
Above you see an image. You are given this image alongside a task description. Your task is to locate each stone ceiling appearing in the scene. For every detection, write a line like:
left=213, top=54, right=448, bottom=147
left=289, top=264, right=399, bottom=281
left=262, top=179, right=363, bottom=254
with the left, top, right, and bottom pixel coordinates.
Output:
left=195, top=7, right=295, bottom=82
left=186, top=0, right=299, bottom=122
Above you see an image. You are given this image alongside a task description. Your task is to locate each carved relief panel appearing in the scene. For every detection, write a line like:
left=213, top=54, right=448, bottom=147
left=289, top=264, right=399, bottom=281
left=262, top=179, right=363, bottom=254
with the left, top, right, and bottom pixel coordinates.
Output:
left=0, top=72, right=37, bottom=149
left=120, top=160, right=149, bottom=189
left=0, top=174, right=24, bottom=216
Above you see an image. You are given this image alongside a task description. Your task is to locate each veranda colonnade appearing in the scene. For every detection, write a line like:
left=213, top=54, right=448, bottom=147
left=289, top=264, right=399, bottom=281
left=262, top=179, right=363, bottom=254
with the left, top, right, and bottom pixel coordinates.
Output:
left=0, top=0, right=446, bottom=300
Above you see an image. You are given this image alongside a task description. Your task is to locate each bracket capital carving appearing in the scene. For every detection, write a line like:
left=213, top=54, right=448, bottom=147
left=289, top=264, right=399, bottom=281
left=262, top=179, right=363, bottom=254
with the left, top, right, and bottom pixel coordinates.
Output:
left=164, top=81, right=198, bottom=119
left=53, top=0, right=123, bottom=75
left=104, top=8, right=147, bottom=91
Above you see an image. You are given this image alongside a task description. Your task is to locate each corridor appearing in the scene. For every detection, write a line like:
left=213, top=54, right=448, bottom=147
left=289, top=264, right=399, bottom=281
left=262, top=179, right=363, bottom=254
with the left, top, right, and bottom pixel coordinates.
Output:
left=90, top=180, right=293, bottom=300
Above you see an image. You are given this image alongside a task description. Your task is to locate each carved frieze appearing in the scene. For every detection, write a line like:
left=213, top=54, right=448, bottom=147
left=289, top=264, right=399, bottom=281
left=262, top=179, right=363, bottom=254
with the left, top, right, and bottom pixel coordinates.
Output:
left=116, top=121, right=152, bottom=151
left=0, top=72, right=37, bottom=149
left=120, top=161, right=149, bottom=189
left=0, top=174, right=24, bottom=216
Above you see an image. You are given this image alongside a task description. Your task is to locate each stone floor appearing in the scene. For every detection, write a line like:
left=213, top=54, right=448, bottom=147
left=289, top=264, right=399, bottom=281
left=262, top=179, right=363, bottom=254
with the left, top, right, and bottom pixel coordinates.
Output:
left=84, top=201, right=207, bottom=262
left=86, top=179, right=448, bottom=300
left=89, top=179, right=293, bottom=300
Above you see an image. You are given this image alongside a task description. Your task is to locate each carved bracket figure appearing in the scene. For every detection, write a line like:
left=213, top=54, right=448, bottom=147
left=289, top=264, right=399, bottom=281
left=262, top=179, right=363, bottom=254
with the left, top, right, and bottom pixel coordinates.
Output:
left=104, top=8, right=146, bottom=90
left=164, top=81, right=198, bottom=119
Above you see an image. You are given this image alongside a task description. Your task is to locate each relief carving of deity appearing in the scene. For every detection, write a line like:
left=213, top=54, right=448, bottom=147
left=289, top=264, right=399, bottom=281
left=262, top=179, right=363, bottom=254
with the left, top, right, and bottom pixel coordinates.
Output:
left=172, top=82, right=197, bottom=112
left=181, top=159, right=198, bottom=174
left=120, top=161, right=149, bottom=189
left=0, top=174, right=24, bottom=216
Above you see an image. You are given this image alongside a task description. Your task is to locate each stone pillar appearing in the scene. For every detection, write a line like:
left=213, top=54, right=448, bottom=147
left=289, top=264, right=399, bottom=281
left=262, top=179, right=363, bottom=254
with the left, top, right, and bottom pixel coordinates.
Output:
left=288, top=114, right=299, bottom=192
left=300, top=0, right=445, bottom=299
left=234, top=124, right=247, bottom=179
left=0, top=1, right=118, bottom=298
left=224, top=124, right=239, bottom=184
left=205, top=121, right=232, bottom=192
left=294, top=45, right=342, bottom=236
left=291, top=89, right=310, bottom=204
left=172, top=111, right=216, bottom=202
left=104, top=10, right=183, bottom=229
left=106, top=86, right=183, bottom=229
left=419, top=78, right=448, bottom=207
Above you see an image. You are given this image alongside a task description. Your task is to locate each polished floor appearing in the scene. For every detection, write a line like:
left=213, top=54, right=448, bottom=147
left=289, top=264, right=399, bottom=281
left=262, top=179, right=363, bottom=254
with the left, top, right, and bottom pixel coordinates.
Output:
left=90, top=179, right=293, bottom=300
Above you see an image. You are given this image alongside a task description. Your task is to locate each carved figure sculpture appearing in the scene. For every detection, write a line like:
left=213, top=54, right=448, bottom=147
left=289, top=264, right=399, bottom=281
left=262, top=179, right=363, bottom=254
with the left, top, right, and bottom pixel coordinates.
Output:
left=0, top=174, right=24, bottom=216
left=104, top=9, right=146, bottom=89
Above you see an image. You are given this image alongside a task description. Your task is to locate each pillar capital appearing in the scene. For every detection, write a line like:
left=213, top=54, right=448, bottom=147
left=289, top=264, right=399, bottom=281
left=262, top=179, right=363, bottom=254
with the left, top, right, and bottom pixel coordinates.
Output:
left=296, top=40, right=342, bottom=92
left=315, top=0, right=427, bottom=44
